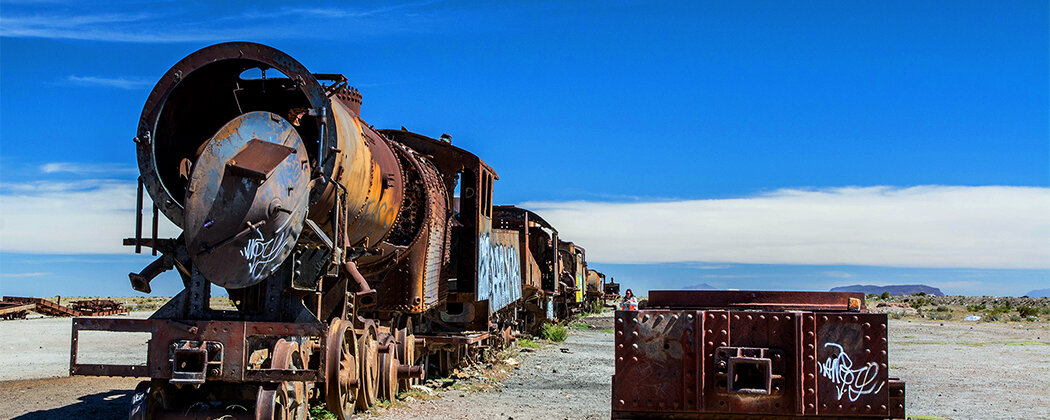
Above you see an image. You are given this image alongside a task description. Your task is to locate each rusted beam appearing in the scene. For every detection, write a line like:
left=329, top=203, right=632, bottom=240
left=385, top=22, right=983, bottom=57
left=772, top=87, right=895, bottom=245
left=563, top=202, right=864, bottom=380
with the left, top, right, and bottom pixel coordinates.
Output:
left=647, top=290, right=866, bottom=312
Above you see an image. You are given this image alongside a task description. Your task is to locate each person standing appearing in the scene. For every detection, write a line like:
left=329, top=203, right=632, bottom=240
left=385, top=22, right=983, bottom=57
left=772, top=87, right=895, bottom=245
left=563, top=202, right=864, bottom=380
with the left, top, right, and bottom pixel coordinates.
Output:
left=620, top=289, right=638, bottom=311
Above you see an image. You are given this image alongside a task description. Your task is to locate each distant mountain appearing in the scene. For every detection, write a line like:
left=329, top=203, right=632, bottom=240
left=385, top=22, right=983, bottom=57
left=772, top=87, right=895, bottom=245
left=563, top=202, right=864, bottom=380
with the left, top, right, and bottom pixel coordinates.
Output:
left=684, top=283, right=716, bottom=290
left=830, top=284, right=944, bottom=296
left=1025, top=288, right=1050, bottom=298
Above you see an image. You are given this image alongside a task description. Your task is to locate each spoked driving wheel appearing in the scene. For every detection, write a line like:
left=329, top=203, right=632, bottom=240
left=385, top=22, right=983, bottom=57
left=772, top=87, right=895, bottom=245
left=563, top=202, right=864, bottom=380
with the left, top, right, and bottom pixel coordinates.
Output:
left=272, top=338, right=309, bottom=420
left=255, top=387, right=292, bottom=420
left=325, top=318, right=359, bottom=420
left=395, top=319, right=419, bottom=391
left=377, top=334, right=399, bottom=401
left=356, top=320, right=380, bottom=410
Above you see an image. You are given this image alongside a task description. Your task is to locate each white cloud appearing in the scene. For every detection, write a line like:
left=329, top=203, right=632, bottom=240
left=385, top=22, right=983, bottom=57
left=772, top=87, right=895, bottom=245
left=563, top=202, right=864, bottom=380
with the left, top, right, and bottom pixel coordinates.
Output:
left=0, top=272, right=49, bottom=278
left=39, top=162, right=137, bottom=175
left=0, top=180, right=181, bottom=254
left=522, top=186, right=1050, bottom=270
left=66, top=75, right=153, bottom=90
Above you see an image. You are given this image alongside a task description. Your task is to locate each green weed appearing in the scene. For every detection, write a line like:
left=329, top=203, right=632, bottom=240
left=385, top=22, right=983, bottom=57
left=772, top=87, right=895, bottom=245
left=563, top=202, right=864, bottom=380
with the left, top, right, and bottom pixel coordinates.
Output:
left=518, top=338, right=541, bottom=348
left=539, top=323, right=568, bottom=342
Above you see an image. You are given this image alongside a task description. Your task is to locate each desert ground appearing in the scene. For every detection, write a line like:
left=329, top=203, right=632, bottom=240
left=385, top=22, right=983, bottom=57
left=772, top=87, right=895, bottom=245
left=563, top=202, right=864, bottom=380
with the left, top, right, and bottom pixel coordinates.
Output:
left=1, top=309, right=1048, bottom=419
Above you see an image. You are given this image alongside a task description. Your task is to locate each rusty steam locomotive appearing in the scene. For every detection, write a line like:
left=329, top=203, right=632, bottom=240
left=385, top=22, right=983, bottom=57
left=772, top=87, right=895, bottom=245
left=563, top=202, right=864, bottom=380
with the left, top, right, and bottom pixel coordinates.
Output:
left=69, top=42, right=611, bottom=419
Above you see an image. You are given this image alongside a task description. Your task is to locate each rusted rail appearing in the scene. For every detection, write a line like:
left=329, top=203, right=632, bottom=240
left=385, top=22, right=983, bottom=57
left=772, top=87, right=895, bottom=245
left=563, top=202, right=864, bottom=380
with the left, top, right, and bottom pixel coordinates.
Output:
left=3, top=296, right=79, bottom=317
left=71, top=299, right=130, bottom=316
left=2, top=296, right=129, bottom=317
left=0, top=302, right=34, bottom=319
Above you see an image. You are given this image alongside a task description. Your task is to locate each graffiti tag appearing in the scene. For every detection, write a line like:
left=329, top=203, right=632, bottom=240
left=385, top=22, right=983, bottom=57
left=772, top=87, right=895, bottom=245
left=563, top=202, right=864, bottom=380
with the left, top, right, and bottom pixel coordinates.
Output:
left=477, top=232, right=522, bottom=312
left=241, top=227, right=287, bottom=279
left=818, top=343, right=885, bottom=401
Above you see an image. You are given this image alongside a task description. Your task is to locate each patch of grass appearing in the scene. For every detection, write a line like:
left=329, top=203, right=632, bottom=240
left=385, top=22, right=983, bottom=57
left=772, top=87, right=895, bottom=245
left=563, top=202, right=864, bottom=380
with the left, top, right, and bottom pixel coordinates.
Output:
left=368, top=398, right=407, bottom=414
left=898, top=340, right=1049, bottom=347
left=1004, top=341, right=1049, bottom=346
left=928, top=312, right=953, bottom=321
left=959, top=341, right=987, bottom=347
left=518, top=338, right=541, bottom=348
left=570, top=322, right=590, bottom=330
left=589, top=300, right=604, bottom=315
left=397, top=388, right=438, bottom=401
left=1017, top=306, right=1040, bottom=318
left=896, top=341, right=950, bottom=346
left=600, top=328, right=615, bottom=333
left=310, top=403, right=336, bottom=419
left=539, top=323, right=568, bottom=342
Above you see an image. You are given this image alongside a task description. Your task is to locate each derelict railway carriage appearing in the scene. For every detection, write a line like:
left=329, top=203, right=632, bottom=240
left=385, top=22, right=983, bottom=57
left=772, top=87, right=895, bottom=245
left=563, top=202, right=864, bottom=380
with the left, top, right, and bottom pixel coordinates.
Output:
left=68, top=42, right=608, bottom=420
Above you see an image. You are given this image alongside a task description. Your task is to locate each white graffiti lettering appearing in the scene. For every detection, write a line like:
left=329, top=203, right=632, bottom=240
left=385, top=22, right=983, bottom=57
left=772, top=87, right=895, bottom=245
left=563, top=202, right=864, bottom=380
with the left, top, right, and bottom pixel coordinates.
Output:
left=818, top=342, right=885, bottom=401
left=241, top=228, right=287, bottom=279
left=477, top=232, right=522, bottom=312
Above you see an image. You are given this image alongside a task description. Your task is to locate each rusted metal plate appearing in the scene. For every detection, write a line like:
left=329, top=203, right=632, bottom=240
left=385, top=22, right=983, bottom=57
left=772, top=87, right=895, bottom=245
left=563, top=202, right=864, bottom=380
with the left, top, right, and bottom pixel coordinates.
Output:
left=183, top=111, right=311, bottom=289
left=612, top=297, right=904, bottom=419
left=71, top=318, right=325, bottom=382
left=477, top=228, right=522, bottom=314
left=226, top=139, right=296, bottom=180
left=648, top=290, right=866, bottom=312
left=812, top=313, right=890, bottom=416
left=613, top=310, right=699, bottom=412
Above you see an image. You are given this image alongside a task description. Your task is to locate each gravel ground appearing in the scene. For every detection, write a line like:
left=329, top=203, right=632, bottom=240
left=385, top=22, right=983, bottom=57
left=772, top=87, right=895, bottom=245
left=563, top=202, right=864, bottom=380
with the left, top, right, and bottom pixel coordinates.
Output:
left=887, top=319, right=1050, bottom=419
left=2, top=312, right=1048, bottom=419
left=0, top=311, right=152, bottom=381
left=379, top=316, right=615, bottom=420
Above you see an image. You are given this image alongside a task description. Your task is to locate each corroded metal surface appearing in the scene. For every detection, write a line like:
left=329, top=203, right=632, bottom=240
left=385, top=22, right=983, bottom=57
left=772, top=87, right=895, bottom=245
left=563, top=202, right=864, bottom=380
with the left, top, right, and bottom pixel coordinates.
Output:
left=612, top=291, right=905, bottom=419
left=183, top=111, right=311, bottom=288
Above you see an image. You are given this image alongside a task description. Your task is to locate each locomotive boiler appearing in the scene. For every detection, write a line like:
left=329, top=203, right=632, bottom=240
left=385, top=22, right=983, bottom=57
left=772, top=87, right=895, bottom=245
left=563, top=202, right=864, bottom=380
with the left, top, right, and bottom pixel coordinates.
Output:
left=68, top=42, right=592, bottom=419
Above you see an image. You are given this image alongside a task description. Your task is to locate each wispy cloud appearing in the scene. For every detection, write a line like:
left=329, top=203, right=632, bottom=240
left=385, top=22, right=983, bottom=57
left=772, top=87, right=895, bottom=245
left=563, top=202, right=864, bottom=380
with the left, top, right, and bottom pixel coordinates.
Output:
left=0, top=179, right=181, bottom=254
left=65, top=75, right=153, bottom=90
left=821, top=271, right=854, bottom=278
left=523, top=186, right=1050, bottom=270
left=0, top=1, right=449, bottom=43
left=0, top=272, right=49, bottom=278
left=39, top=162, right=137, bottom=175
left=694, top=264, right=732, bottom=270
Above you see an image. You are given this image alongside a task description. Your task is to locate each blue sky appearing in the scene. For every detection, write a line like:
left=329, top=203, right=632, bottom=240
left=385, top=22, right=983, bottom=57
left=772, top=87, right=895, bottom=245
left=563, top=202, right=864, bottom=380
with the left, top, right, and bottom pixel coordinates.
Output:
left=1, top=1, right=1048, bottom=297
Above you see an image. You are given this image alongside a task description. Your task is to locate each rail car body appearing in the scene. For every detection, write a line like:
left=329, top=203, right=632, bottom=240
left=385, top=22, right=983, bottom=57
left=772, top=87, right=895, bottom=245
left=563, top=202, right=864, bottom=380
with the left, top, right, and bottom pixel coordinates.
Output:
left=67, top=42, right=602, bottom=420
left=612, top=291, right=906, bottom=419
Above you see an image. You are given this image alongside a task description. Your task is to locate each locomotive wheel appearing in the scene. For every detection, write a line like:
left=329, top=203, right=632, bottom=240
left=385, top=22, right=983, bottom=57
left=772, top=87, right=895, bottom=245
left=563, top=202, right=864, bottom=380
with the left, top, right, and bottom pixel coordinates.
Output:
left=394, top=320, right=418, bottom=391
left=377, top=334, right=399, bottom=402
left=256, top=387, right=292, bottom=420
left=355, top=320, right=380, bottom=411
left=498, top=325, right=513, bottom=350
left=272, top=339, right=308, bottom=420
left=325, top=318, right=359, bottom=420
left=128, top=381, right=152, bottom=420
